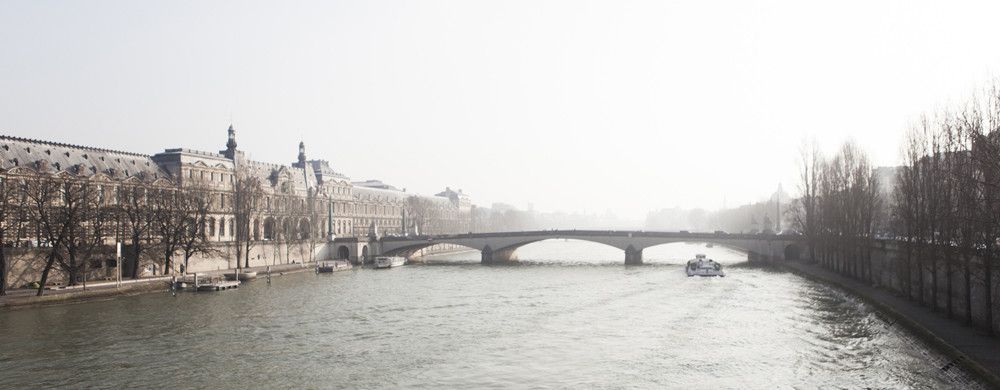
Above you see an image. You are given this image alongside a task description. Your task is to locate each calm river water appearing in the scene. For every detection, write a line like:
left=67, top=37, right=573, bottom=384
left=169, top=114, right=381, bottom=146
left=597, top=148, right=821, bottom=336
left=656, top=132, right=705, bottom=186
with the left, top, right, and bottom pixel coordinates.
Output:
left=0, top=240, right=987, bottom=388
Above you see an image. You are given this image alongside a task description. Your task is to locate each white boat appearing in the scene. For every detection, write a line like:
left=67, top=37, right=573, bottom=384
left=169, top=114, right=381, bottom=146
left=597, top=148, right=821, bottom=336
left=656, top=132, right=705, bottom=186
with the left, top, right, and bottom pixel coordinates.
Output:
left=374, top=256, right=406, bottom=269
left=686, top=254, right=725, bottom=277
left=317, top=260, right=352, bottom=273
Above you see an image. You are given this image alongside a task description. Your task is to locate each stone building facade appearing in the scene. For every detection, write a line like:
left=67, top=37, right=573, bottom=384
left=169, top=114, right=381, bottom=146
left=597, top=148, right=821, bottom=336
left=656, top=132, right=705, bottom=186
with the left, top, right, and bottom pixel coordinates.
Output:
left=2, top=126, right=472, bottom=242
left=0, top=126, right=473, bottom=284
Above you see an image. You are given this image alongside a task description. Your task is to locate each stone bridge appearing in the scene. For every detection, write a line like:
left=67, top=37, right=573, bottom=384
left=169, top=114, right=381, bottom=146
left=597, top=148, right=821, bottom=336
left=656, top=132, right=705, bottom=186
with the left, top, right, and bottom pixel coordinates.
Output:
left=369, top=230, right=805, bottom=265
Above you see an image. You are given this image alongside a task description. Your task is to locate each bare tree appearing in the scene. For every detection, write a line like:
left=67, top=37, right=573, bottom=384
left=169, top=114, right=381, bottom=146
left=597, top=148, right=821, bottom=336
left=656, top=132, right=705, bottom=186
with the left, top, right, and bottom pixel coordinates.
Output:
left=300, top=189, right=324, bottom=263
left=232, top=165, right=264, bottom=269
left=793, top=140, right=823, bottom=263
left=280, top=194, right=302, bottom=264
left=25, top=172, right=72, bottom=296
left=950, top=106, right=980, bottom=325
left=407, top=196, right=438, bottom=235
left=151, top=186, right=187, bottom=274
left=972, top=85, right=1000, bottom=334
left=0, top=174, right=27, bottom=295
left=118, top=183, right=154, bottom=278
left=892, top=82, right=1000, bottom=333
left=54, top=178, right=110, bottom=286
left=178, top=186, right=214, bottom=272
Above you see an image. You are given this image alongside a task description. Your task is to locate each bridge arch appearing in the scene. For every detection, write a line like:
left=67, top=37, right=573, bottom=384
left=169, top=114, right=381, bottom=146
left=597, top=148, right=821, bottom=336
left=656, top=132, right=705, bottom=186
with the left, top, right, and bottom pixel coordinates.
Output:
left=382, top=236, right=634, bottom=264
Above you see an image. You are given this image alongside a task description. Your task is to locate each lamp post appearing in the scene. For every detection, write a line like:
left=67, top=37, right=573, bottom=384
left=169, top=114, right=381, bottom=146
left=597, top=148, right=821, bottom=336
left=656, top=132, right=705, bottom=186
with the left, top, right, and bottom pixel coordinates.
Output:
left=116, top=241, right=122, bottom=288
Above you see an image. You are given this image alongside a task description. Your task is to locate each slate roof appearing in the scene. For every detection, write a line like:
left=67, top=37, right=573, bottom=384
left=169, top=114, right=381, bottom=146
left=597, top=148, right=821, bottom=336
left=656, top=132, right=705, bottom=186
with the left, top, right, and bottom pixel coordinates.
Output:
left=0, top=134, right=171, bottom=180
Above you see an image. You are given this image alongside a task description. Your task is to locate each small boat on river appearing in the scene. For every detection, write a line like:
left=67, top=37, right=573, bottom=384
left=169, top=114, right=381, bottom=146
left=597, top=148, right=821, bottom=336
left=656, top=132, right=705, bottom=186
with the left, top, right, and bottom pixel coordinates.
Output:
left=686, top=254, right=725, bottom=277
left=317, top=260, right=352, bottom=273
left=197, top=280, right=240, bottom=291
left=374, top=256, right=406, bottom=269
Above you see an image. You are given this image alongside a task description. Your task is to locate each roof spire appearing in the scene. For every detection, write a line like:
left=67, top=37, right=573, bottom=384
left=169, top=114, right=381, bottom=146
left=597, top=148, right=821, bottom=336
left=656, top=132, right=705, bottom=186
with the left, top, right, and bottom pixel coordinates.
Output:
left=298, top=141, right=306, bottom=165
left=224, top=124, right=238, bottom=159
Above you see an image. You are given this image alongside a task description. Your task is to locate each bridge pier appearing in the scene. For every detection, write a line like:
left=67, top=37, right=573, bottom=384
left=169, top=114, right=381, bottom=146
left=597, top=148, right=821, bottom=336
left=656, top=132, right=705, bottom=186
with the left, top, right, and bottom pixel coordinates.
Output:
left=748, top=251, right=770, bottom=263
left=624, top=245, right=643, bottom=265
left=481, top=245, right=517, bottom=264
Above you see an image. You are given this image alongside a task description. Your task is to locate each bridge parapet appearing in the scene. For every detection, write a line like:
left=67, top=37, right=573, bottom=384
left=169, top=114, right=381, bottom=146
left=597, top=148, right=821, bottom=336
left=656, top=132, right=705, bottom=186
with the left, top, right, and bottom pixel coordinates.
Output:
left=378, top=230, right=806, bottom=265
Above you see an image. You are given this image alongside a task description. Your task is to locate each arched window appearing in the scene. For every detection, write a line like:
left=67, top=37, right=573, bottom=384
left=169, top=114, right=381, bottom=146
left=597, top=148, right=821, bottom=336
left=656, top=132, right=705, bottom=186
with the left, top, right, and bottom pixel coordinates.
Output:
left=219, top=218, right=226, bottom=236
left=208, top=217, right=216, bottom=237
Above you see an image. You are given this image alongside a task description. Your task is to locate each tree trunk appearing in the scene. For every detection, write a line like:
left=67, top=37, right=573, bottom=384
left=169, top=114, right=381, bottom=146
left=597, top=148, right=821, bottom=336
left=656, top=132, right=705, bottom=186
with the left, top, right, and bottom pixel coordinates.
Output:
left=946, top=247, right=953, bottom=318
left=907, top=245, right=915, bottom=302
left=130, top=239, right=142, bottom=279
left=66, top=261, right=79, bottom=286
left=865, top=245, right=873, bottom=285
left=963, top=252, right=973, bottom=326
left=985, top=252, right=995, bottom=335
left=164, top=252, right=173, bottom=276
left=930, top=247, right=938, bottom=311
left=36, top=253, right=57, bottom=297
left=235, top=242, right=242, bottom=271
left=0, top=246, right=7, bottom=296
left=917, top=244, right=925, bottom=306
left=244, top=241, right=250, bottom=269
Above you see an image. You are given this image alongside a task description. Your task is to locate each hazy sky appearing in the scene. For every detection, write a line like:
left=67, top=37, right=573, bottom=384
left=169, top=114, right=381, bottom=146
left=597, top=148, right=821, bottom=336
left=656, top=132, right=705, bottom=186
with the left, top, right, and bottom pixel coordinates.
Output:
left=3, top=1, right=1000, bottom=219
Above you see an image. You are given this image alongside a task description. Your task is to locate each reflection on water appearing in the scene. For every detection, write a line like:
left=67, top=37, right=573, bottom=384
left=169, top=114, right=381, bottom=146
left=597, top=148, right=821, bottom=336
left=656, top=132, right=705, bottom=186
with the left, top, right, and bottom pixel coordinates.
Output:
left=0, top=240, right=984, bottom=388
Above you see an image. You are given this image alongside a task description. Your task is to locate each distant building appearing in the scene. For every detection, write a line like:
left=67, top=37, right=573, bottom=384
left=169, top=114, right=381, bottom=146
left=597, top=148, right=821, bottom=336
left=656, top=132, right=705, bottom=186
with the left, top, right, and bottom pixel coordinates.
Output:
left=435, top=187, right=471, bottom=212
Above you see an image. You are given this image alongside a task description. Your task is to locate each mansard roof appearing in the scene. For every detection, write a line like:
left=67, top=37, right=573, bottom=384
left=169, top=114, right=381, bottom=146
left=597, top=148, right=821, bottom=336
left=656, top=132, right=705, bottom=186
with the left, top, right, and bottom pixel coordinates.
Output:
left=352, top=184, right=408, bottom=203
left=0, top=134, right=171, bottom=181
left=353, top=179, right=401, bottom=191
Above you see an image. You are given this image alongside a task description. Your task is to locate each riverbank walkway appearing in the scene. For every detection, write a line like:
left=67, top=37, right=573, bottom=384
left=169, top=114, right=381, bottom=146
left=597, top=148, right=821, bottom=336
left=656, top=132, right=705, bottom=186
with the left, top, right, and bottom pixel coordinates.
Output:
left=0, top=261, right=318, bottom=309
left=779, top=260, right=1000, bottom=387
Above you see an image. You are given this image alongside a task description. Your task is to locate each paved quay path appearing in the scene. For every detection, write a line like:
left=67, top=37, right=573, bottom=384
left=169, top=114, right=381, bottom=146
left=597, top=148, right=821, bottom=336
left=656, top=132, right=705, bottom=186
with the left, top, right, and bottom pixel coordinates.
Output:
left=779, top=260, right=1000, bottom=388
left=0, top=261, right=321, bottom=309
left=0, top=277, right=172, bottom=309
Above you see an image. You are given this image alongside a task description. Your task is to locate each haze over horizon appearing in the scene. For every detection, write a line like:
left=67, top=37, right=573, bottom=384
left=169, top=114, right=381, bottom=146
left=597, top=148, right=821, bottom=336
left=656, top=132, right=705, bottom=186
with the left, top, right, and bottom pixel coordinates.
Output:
left=3, top=0, right=1000, bottom=219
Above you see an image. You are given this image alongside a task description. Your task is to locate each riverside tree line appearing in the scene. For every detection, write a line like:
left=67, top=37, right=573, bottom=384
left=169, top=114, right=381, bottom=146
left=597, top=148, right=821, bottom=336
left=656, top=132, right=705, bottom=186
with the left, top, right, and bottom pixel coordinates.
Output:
left=791, top=82, right=1000, bottom=334
left=0, top=164, right=330, bottom=297
left=0, top=160, right=543, bottom=297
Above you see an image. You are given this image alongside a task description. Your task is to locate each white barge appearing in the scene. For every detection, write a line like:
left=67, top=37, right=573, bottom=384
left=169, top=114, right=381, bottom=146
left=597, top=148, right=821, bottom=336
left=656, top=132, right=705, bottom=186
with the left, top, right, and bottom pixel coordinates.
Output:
left=374, top=256, right=406, bottom=269
left=686, top=254, right=725, bottom=277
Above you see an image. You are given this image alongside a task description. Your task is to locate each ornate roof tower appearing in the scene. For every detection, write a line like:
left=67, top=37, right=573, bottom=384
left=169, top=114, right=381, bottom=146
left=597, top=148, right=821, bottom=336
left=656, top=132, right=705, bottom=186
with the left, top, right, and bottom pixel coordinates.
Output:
left=224, top=124, right=238, bottom=159
left=298, top=141, right=307, bottom=166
